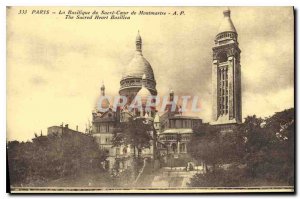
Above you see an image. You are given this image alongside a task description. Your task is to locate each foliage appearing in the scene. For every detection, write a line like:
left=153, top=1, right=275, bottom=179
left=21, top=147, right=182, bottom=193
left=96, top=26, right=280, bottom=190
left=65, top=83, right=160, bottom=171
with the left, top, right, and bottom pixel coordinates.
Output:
left=189, top=123, right=244, bottom=171
left=112, top=117, right=153, bottom=158
left=110, top=167, right=135, bottom=187
left=242, top=108, right=294, bottom=185
left=7, top=131, right=109, bottom=187
left=188, top=108, right=294, bottom=187
left=188, top=166, right=247, bottom=187
left=111, top=117, right=154, bottom=180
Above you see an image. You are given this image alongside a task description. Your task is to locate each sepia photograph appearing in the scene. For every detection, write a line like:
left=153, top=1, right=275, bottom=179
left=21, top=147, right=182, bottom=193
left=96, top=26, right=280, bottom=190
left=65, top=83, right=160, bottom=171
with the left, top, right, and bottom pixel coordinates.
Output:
left=6, top=6, right=294, bottom=193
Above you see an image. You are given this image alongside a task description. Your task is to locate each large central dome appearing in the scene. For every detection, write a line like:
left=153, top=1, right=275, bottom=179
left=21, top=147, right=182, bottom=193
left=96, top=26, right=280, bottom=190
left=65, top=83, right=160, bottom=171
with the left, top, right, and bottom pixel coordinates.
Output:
left=119, top=31, right=157, bottom=99
left=124, top=52, right=155, bottom=80
left=122, top=31, right=155, bottom=81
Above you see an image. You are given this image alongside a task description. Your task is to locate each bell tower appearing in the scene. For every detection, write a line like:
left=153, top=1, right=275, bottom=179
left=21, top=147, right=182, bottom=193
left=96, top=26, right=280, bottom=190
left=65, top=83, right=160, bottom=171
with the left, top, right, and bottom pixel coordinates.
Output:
left=212, top=9, right=242, bottom=125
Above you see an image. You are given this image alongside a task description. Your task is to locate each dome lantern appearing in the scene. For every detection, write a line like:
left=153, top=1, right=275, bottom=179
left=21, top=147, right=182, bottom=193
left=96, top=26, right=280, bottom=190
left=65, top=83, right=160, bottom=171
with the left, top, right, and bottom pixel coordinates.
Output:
left=216, top=8, right=237, bottom=38
left=136, top=30, right=142, bottom=53
left=100, top=81, right=105, bottom=96
left=169, top=89, right=174, bottom=102
left=223, top=8, right=231, bottom=18
left=215, top=8, right=238, bottom=44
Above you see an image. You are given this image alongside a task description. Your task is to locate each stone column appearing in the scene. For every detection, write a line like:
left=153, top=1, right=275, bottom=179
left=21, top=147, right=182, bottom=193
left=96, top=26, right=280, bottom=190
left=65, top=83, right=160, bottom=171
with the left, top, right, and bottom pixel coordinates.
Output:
left=228, top=56, right=234, bottom=120
left=212, top=60, right=219, bottom=121
left=234, top=58, right=242, bottom=123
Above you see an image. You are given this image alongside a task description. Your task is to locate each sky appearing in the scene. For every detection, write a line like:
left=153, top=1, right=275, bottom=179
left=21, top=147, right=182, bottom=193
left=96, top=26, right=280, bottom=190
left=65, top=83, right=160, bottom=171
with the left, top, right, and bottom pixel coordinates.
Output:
left=7, top=7, right=294, bottom=141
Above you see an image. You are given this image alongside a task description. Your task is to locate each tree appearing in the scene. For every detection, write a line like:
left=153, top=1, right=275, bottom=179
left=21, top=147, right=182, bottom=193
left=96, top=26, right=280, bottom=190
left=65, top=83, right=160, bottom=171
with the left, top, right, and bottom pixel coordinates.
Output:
left=240, top=115, right=269, bottom=177
left=264, top=108, right=294, bottom=185
left=188, top=108, right=295, bottom=187
left=188, top=123, right=224, bottom=173
left=112, top=117, right=153, bottom=159
left=239, top=110, right=294, bottom=185
left=112, top=117, right=153, bottom=179
left=7, top=131, right=109, bottom=187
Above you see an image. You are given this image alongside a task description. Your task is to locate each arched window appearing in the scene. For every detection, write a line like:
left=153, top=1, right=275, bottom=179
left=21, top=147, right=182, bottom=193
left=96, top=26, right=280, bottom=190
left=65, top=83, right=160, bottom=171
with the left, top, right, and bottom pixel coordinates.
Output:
left=218, top=52, right=228, bottom=63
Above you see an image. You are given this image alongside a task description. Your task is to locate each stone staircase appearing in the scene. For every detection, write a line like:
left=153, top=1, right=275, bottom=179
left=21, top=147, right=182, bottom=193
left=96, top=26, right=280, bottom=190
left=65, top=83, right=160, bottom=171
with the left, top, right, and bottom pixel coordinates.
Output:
left=151, top=167, right=203, bottom=188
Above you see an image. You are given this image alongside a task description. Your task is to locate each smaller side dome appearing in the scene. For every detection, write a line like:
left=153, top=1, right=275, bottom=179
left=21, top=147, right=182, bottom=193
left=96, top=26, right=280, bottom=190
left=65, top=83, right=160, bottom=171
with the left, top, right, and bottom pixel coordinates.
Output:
left=100, top=97, right=110, bottom=110
left=96, top=82, right=110, bottom=112
left=137, top=74, right=152, bottom=105
left=94, top=96, right=111, bottom=113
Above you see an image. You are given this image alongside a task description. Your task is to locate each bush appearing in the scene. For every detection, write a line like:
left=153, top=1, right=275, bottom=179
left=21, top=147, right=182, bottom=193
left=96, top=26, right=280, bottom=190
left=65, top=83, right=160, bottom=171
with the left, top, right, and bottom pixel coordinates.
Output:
left=188, top=166, right=247, bottom=187
left=7, top=132, right=109, bottom=187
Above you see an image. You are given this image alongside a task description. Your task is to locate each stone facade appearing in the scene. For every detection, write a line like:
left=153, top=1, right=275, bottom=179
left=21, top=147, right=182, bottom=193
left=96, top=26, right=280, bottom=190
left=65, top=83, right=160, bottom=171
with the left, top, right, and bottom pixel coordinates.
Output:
left=91, top=32, right=203, bottom=171
left=212, top=9, right=242, bottom=125
left=91, top=9, right=243, bottom=171
left=157, top=93, right=202, bottom=156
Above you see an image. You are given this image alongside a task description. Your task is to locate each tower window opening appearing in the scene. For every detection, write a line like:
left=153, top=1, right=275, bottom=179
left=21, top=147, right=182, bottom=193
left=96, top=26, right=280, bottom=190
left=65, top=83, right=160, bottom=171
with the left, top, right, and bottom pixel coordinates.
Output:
left=218, top=67, right=229, bottom=116
left=218, top=52, right=228, bottom=63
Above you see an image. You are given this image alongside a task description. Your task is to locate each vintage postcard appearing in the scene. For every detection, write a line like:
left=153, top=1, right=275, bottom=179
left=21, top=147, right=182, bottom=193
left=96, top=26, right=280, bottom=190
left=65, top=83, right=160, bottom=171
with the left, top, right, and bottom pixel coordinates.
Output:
left=6, top=6, right=294, bottom=193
